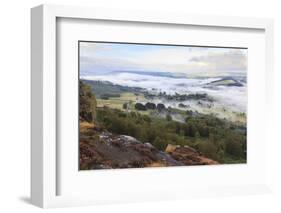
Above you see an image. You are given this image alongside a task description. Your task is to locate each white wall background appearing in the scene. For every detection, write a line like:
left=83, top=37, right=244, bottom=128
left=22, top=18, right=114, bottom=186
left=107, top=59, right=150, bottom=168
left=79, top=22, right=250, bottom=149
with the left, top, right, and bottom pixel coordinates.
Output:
left=0, top=0, right=280, bottom=212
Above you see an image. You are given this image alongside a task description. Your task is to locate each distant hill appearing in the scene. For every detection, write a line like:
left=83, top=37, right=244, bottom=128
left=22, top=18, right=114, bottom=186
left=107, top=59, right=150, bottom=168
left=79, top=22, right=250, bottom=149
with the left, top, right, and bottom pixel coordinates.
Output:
left=207, top=77, right=244, bottom=87
left=110, top=70, right=187, bottom=78
left=81, top=79, right=143, bottom=98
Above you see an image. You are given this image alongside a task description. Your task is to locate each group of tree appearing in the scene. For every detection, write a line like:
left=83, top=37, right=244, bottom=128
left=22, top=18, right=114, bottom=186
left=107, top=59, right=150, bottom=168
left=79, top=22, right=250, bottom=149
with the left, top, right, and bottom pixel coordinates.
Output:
left=99, top=93, right=120, bottom=100
left=96, top=106, right=246, bottom=163
left=134, top=102, right=166, bottom=112
left=144, top=91, right=213, bottom=102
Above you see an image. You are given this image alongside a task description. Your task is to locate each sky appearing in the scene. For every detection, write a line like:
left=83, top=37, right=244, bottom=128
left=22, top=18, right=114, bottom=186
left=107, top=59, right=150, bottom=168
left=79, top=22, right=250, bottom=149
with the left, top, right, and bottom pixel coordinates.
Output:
left=79, top=42, right=247, bottom=77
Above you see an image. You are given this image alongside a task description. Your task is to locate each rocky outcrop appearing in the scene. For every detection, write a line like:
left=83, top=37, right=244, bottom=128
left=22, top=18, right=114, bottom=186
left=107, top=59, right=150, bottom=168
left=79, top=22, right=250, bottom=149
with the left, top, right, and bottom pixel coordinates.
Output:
left=80, top=123, right=218, bottom=170
left=166, top=145, right=218, bottom=165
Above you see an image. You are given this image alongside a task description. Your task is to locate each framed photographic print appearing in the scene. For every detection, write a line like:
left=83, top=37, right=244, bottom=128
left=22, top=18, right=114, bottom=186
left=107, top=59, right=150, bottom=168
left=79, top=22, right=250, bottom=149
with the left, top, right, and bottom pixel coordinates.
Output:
left=31, top=4, right=274, bottom=208
left=78, top=41, right=247, bottom=169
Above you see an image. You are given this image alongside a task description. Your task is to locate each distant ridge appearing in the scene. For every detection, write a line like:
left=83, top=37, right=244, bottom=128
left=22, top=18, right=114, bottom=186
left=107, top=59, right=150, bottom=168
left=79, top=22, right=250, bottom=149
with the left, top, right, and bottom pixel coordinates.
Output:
left=207, top=77, right=244, bottom=87
left=110, top=70, right=187, bottom=78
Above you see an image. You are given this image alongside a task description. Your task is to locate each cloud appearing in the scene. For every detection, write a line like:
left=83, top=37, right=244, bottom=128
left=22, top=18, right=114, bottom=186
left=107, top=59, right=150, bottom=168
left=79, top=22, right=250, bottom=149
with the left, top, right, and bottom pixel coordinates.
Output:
left=189, top=49, right=247, bottom=72
left=79, top=42, right=247, bottom=77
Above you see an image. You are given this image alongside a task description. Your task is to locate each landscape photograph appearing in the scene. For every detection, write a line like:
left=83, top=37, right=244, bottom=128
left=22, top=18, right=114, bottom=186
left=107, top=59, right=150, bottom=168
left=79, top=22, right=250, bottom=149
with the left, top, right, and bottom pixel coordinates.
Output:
left=79, top=41, right=247, bottom=170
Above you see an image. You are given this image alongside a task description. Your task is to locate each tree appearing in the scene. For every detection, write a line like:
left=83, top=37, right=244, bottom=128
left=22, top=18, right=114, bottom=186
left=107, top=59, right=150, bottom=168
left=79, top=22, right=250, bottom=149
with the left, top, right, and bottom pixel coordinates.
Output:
left=156, top=103, right=166, bottom=112
left=198, top=124, right=209, bottom=137
left=197, top=141, right=217, bottom=160
left=166, top=114, right=172, bottom=121
left=79, top=81, right=97, bottom=123
left=135, top=103, right=146, bottom=111
left=195, top=131, right=200, bottom=140
left=123, top=102, right=127, bottom=109
left=145, top=102, right=156, bottom=110
left=153, top=137, right=167, bottom=151
left=184, top=122, right=197, bottom=137
left=225, top=139, right=243, bottom=157
left=186, top=110, right=193, bottom=116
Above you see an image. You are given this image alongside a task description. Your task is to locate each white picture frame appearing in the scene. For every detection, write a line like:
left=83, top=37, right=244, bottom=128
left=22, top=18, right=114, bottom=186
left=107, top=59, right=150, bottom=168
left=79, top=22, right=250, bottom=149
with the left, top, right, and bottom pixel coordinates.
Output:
left=31, top=4, right=274, bottom=208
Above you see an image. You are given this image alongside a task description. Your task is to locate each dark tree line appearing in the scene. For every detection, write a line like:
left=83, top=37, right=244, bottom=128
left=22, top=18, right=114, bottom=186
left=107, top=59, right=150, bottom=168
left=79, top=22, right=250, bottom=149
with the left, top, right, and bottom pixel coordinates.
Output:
left=134, top=102, right=165, bottom=111
left=79, top=81, right=97, bottom=123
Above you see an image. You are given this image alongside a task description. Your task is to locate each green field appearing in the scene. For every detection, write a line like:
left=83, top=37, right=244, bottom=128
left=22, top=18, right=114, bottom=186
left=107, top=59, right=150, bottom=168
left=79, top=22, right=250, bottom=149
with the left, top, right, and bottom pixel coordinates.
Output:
left=97, top=92, right=146, bottom=110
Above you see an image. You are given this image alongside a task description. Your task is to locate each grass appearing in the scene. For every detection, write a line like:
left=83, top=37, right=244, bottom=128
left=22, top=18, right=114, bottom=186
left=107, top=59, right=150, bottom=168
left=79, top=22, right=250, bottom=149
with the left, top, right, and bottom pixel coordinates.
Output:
left=97, top=92, right=147, bottom=110
left=97, top=91, right=246, bottom=124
